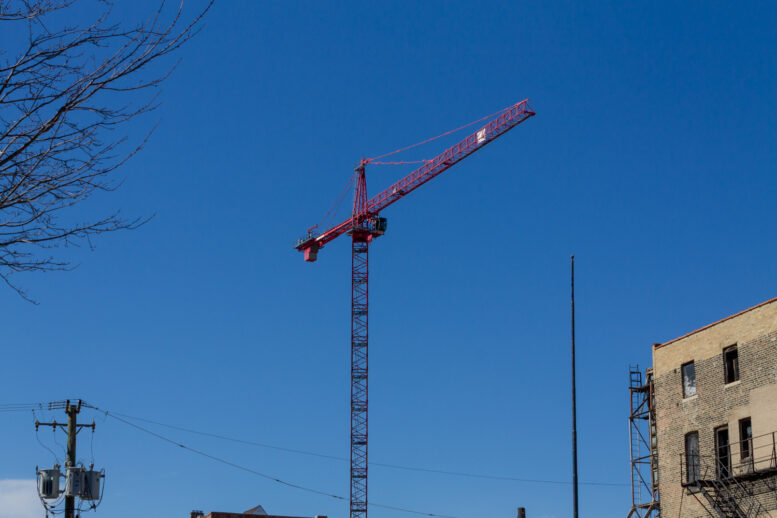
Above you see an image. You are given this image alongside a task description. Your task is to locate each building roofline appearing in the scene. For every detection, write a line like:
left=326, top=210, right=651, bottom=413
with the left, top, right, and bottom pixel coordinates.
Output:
left=653, top=296, right=777, bottom=350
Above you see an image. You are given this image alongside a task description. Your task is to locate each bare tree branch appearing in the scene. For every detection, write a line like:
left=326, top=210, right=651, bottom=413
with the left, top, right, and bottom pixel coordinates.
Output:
left=0, top=1, right=70, bottom=21
left=0, top=0, right=212, bottom=299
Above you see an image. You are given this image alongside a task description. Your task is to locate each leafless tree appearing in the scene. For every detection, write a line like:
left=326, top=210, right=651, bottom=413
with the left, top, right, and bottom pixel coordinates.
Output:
left=0, top=0, right=211, bottom=300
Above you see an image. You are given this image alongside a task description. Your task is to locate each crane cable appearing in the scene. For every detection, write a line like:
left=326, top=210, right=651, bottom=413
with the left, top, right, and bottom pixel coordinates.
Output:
left=317, top=174, right=354, bottom=235
left=369, top=160, right=430, bottom=166
left=313, top=102, right=520, bottom=231
left=366, top=103, right=516, bottom=164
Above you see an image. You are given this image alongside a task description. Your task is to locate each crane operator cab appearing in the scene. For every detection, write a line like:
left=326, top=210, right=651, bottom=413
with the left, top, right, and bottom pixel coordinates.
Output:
left=348, top=215, right=387, bottom=242
left=369, top=216, right=387, bottom=237
left=296, top=217, right=386, bottom=263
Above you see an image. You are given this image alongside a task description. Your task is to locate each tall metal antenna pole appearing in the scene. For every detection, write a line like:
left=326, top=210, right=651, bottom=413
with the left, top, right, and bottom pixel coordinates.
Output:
left=571, top=255, right=579, bottom=518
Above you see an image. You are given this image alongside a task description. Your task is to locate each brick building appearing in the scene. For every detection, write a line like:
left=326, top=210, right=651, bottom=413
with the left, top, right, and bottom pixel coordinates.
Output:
left=649, top=297, right=777, bottom=518
left=190, top=505, right=327, bottom=518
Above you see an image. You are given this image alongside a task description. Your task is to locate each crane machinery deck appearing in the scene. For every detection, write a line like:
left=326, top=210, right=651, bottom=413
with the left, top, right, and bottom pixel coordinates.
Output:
left=294, top=98, right=535, bottom=518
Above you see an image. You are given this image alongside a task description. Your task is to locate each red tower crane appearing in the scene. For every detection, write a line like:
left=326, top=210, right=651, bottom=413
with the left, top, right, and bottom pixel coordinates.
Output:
left=295, top=98, right=535, bottom=518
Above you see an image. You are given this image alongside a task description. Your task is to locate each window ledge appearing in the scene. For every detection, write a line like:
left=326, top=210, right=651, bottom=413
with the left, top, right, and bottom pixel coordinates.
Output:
left=682, top=394, right=699, bottom=402
left=724, top=380, right=742, bottom=388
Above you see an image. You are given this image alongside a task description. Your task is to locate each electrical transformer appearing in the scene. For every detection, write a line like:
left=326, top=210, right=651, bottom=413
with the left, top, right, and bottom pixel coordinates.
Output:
left=37, top=465, right=61, bottom=499
left=64, top=466, right=85, bottom=497
left=82, top=469, right=103, bottom=500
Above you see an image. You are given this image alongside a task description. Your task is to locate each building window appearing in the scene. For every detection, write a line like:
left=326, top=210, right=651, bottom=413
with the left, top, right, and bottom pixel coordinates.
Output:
left=685, top=431, right=700, bottom=483
left=716, top=426, right=731, bottom=479
left=724, top=345, right=739, bottom=384
left=739, top=418, right=753, bottom=460
left=682, top=361, right=696, bottom=397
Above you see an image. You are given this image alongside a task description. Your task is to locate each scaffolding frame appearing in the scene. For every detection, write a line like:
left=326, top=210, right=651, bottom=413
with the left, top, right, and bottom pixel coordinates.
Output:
left=627, top=365, right=660, bottom=518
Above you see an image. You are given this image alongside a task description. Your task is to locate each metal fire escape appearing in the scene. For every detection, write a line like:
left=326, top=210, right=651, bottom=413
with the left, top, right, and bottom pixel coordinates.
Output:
left=681, top=429, right=777, bottom=518
left=627, top=366, right=660, bottom=518
left=687, top=474, right=765, bottom=518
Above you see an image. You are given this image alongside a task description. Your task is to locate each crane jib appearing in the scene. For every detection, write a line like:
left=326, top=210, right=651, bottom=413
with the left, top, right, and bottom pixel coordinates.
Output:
left=295, top=99, right=535, bottom=261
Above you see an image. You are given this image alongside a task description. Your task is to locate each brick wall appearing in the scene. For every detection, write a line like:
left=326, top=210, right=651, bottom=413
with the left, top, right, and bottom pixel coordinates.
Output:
left=653, top=322, right=777, bottom=518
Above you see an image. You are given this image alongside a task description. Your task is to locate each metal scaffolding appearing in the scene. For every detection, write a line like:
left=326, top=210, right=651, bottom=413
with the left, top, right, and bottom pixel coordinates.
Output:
left=627, top=365, right=660, bottom=518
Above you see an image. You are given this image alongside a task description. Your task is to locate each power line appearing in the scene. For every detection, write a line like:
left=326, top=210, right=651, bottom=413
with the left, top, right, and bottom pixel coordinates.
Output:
left=368, top=462, right=624, bottom=488
left=0, top=400, right=85, bottom=412
left=108, top=409, right=345, bottom=460
left=0, top=402, right=46, bottom=412
left=86, top=404, right=456, bottom=518
left=33, top=410, right=62, bottom=464
left=12, top=400, right=628, bottom=489
left=98, top=407, right=626, bottom=487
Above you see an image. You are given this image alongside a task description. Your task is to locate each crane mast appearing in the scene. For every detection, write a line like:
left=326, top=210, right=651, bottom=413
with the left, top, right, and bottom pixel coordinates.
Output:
left=295, top=99, right=535, bottom=518
left=350, top=163, right=371, bottom=518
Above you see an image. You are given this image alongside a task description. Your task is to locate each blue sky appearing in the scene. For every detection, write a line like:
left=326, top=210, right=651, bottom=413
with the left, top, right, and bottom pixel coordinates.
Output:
left=1, top=2, right=776, bottom=518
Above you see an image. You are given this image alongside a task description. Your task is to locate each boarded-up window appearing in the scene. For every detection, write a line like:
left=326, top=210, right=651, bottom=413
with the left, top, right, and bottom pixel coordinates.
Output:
left=682, top=361, right=696, bottom=398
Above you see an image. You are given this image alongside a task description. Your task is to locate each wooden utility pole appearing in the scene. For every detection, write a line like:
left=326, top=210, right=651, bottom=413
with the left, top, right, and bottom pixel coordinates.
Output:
left=35, top=400, right=95, bottom=518
left=65, top=402, right=79, bottom=518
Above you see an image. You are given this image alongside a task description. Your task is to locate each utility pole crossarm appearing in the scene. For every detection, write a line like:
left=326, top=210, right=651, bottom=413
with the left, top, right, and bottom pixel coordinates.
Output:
left=35, top=400, right=95, bottom=432
left=35, top=420, right=95, bottom=431
left=295, top=99, right=535, bottom=261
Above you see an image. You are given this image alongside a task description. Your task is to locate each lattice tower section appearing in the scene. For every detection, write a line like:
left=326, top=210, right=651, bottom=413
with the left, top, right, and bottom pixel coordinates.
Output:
left=350, top=234, right=369, bottom=518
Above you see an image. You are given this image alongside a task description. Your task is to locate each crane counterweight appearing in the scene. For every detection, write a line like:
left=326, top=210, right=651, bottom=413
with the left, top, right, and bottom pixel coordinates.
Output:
left=304, top=243, right=319, bottom=262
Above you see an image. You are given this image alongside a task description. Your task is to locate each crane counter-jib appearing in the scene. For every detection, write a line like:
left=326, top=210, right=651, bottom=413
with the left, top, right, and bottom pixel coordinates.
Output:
left=295, top=98, right=535, bottom=262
